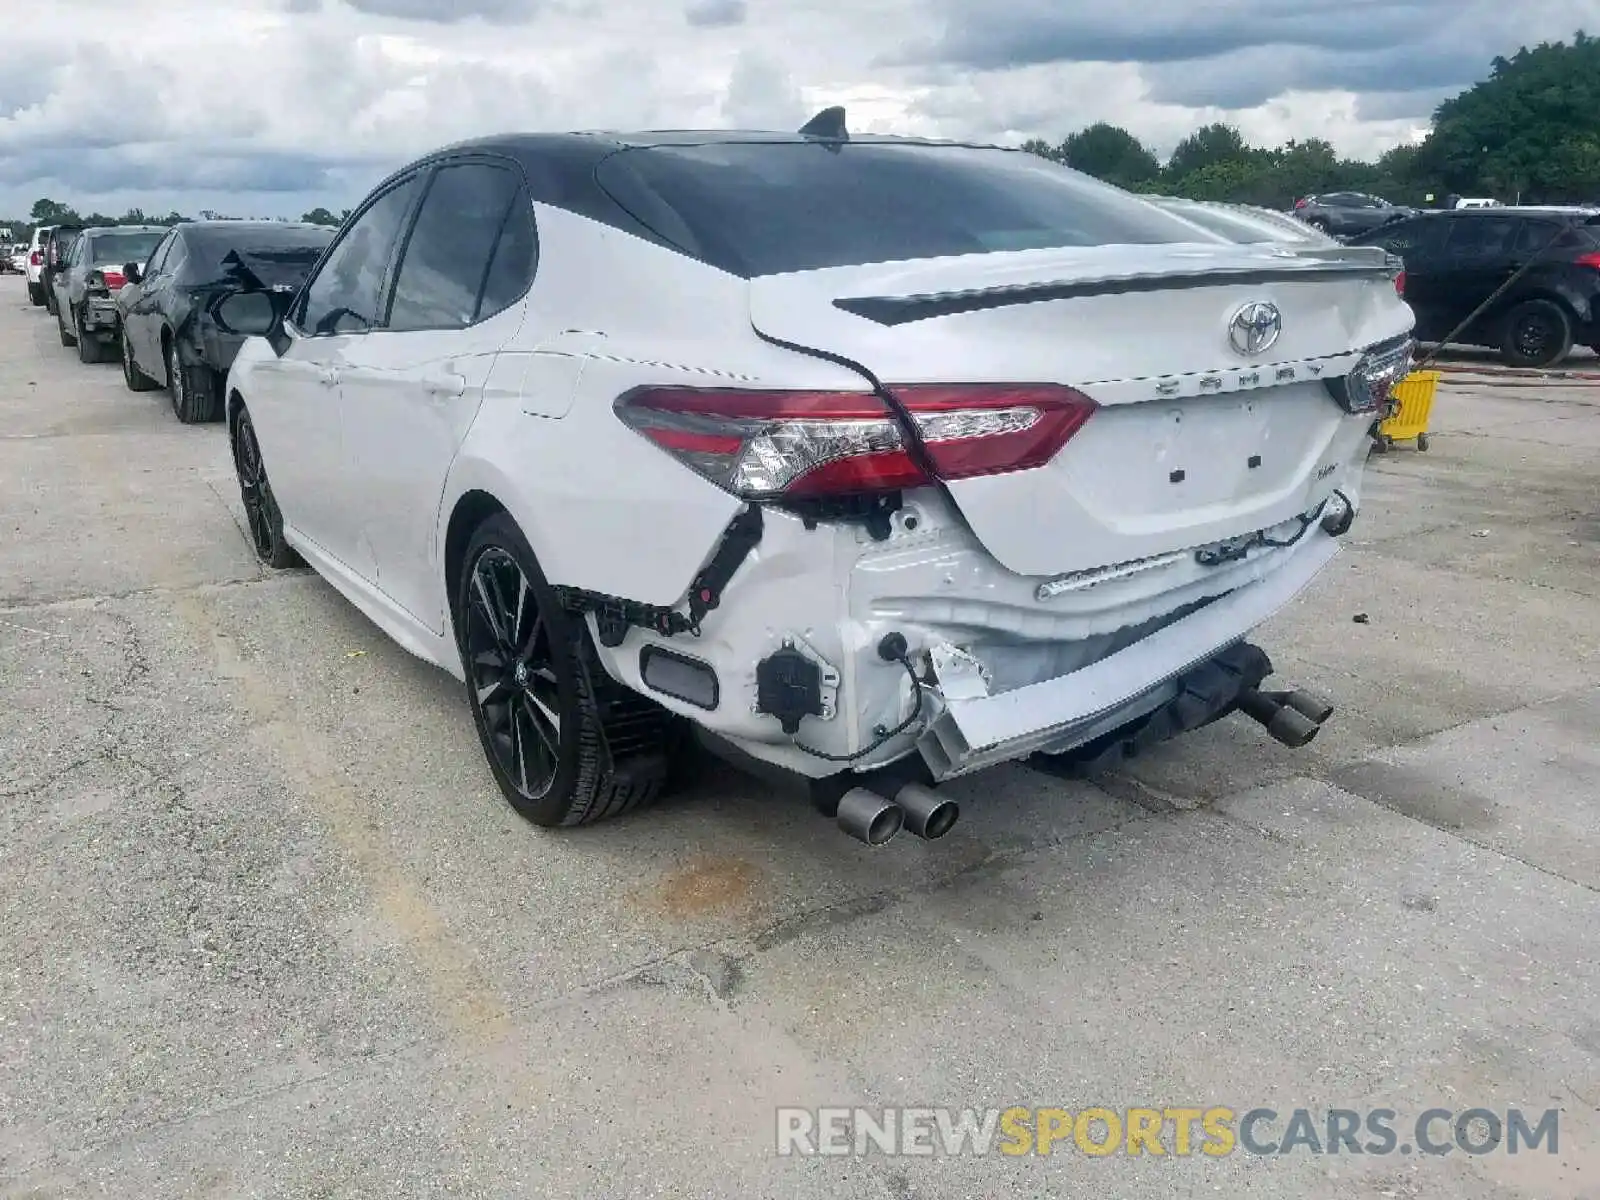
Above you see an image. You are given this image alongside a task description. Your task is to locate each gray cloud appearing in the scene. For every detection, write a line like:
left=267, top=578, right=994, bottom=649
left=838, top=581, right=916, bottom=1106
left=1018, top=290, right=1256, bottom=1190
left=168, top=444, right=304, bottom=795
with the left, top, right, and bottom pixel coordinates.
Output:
left=685, top=0, right=746, bottom=27
left=897, top=0, right=1597, bottom=109
left=0, top=144, right=363, bottom=195
left=331, top=0, right=540, bottom=21
left=720, top=50, right=805, bottom=129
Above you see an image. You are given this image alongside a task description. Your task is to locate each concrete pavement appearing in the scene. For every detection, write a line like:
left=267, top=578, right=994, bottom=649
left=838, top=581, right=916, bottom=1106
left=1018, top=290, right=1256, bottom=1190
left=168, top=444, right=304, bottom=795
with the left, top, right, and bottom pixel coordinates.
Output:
left=2, top=279, right=1597, bottom=1198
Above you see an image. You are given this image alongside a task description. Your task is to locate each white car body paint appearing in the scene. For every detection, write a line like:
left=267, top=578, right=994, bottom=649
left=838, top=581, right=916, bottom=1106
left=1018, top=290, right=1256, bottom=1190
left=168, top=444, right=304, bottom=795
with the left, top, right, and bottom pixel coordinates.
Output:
left=228, top=147, right=1412, bottom=784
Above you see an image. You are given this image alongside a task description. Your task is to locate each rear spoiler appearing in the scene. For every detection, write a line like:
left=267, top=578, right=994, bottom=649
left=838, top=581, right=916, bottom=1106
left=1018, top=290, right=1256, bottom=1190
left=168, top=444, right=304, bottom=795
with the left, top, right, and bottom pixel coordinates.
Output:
left=834, top=245, right=1397, bottom=327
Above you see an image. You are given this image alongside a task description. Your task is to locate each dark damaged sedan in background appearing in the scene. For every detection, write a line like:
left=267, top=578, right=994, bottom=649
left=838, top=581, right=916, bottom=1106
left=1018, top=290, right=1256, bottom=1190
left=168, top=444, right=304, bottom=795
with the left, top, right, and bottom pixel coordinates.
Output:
left=118, top=221, right=335, bottom=422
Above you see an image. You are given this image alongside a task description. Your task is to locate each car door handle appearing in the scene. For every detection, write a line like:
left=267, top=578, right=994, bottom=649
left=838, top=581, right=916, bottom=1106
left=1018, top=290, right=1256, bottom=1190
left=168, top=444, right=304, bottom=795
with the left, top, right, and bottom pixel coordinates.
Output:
left=422, top=370, right=466, bottom=399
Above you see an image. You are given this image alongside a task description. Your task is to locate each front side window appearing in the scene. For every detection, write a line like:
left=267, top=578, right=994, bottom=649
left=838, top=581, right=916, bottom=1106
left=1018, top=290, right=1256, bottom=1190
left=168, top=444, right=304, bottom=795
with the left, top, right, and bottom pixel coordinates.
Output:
left=387, top=163, right=526, bottom=332
left=1363, top=217, right=1443, bottom=260
left=594, top=141, right=1211, bottom=277
left=298, top=175, right=422, bottom=336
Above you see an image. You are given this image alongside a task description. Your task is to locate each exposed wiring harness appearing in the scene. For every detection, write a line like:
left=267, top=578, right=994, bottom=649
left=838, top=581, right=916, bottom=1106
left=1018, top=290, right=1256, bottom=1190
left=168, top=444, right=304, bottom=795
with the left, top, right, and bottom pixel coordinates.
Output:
left=1194, top=495, right=1332, bottom=566
left=794, top=652, right=927, bottom=763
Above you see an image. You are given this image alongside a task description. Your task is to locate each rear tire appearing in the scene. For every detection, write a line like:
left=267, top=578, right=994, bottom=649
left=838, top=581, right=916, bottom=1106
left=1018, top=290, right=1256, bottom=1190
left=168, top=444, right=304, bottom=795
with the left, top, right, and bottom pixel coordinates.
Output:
left=456, top=512, right=668, bottom=828
left=230, top=403, right=302, bottom=570
left=27, top=282, right=44, bottom=306
left=76, top=309, right=105, bottom=363
left=122, top=331, right=159, bottom=392
left=1500, top=299, right=1572, bottom=368
left=169, top=340, right=219, bottom=422
left=1416, top=433, right=1430, bottom=451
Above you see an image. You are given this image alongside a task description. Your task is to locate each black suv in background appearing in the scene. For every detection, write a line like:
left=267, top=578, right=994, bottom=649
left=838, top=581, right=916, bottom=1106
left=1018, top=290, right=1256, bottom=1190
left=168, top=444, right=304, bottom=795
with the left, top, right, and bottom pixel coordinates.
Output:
left=1350, top=207, right=1600, bottom=367
left=1293, top=192, right=1416, bottom=236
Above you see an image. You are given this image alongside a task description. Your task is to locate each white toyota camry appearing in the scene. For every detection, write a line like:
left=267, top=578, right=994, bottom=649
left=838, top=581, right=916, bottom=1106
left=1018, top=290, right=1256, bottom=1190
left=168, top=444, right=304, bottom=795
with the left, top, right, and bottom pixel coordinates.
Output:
left=218, top=111, right=1413, bottom=845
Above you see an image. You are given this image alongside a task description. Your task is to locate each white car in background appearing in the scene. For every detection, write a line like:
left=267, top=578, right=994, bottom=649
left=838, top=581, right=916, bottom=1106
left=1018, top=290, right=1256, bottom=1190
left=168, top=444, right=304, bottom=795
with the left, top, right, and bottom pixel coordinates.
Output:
left=24, top=226, right=54, bottom=304
left=217, top=113, right=1414, bottom=846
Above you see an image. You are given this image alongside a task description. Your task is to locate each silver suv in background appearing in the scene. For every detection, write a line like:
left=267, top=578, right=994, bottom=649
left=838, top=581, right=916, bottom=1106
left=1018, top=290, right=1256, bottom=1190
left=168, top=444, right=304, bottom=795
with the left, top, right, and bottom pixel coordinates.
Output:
left=53, top=226, right=168, bottom=363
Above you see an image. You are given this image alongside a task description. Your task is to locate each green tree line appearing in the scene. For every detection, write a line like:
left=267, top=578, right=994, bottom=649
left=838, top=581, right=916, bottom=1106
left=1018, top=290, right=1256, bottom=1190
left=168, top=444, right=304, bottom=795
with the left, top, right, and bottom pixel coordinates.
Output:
left=4, top=201, right=349, bottom=240
left=1024, top=33, right=1600, bottom=208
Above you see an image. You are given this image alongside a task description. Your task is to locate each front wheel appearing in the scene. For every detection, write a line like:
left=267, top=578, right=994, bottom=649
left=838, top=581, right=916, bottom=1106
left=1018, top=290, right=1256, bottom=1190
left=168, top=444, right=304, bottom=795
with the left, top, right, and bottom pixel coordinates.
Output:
left=231, top=403, right=301, bottom=569
left=27, top=282, right=44, bottom=306
left=456, top=513, right=667, bottom=827
left=57, top=303, right=76, bottom=347
left=1500, top=300, right=1572, bottom=368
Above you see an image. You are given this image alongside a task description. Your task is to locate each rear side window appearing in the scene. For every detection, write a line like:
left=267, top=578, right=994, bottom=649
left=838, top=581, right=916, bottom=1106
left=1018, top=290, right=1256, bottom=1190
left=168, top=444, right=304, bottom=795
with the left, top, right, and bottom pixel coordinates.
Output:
left=386, top=163, right=525, bottom=332
left=1513, top=220, right=1589, bottom=255
left=299, top=175, right=422, bottom=336
left=1445, top=217, right=1516, bottom=257
left=594, top=142, right=1209, bottom=276
left=144, top=231, right=177, bottom=276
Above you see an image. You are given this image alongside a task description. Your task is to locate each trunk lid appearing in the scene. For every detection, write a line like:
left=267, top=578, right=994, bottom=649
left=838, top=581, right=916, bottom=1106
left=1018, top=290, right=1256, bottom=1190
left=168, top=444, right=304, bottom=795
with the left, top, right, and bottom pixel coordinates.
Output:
left=748, top=241, right=1408, bottom=578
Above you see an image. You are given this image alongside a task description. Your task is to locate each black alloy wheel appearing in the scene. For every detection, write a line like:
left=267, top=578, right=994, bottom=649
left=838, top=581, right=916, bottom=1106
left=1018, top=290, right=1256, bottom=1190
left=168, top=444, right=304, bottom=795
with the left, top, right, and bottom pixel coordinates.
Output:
left=463, top=545, right=565, bottom=804
left=456, top=513, right=669, bottom=827
left=231, top=405, right=299, bottom=568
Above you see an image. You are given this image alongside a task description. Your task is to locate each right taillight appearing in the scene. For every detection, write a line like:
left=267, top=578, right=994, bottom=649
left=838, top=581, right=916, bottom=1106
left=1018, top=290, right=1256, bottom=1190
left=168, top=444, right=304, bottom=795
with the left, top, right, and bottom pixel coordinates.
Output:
left=1575, top=251, right=1600, bottom=269
left=1327, top=335, right=1415, bottom=414
left=29, top=250, right=42, bottom=266
left=1394, top=270, right=1406, bottom=296
left=614, top=384, right=1097, bottom=500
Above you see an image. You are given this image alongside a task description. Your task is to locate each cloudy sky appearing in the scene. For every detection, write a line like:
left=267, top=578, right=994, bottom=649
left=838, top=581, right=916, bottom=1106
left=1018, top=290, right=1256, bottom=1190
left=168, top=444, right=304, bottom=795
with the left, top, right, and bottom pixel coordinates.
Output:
left=2, top=0, right=1595, bottom=221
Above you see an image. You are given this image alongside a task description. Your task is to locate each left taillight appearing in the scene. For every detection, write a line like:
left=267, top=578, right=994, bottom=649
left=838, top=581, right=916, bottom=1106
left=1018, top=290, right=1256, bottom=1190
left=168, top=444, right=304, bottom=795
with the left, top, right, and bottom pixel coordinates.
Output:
left=1394, top=270, right=1406, bottom=297
left=1575, top=251, right=1600, bottom=270
left=102, top=269, right=126, bottom=290
left=614, top=384, right=1098, bottom=500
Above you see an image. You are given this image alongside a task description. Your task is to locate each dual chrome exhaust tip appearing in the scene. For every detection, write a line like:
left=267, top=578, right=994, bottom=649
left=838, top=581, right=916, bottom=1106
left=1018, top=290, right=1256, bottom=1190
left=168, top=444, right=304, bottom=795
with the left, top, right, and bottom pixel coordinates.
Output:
left=836, top=782, right=960, bottom=847
left=1236, top=687, right=1336, bottom=748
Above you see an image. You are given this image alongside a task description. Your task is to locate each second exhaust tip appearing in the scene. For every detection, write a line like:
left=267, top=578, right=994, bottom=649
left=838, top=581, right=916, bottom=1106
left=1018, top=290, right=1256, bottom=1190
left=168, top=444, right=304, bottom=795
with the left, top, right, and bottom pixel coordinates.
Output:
left=895, top=783, right=960, bottom=840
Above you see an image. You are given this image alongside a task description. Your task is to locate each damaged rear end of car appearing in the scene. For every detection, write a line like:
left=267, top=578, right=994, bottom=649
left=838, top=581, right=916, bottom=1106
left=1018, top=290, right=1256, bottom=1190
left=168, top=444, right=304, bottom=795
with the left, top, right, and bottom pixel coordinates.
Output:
left=508, top=133, right=1415, bottom=842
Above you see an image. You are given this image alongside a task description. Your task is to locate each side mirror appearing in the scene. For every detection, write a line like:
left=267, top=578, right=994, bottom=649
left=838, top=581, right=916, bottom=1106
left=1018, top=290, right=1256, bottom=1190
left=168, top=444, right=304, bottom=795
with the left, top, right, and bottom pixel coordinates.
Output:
left=123, top=261, right=143, bottom=286
left=214, top=290, right=284, bottom=337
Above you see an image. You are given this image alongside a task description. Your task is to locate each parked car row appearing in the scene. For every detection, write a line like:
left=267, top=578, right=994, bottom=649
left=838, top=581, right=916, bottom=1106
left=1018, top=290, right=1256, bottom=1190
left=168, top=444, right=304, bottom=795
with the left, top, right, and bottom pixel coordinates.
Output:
left=28, top=219, right=334, bottom=421
left=20, top=115, right=1416, bottom=848
left=1349, top=206, right=1600, bottom=366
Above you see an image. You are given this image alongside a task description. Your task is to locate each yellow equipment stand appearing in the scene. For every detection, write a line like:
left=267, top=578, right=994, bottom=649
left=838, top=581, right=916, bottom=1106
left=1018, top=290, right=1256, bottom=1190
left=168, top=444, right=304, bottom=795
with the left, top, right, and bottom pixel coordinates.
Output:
left=1374, top=370, right=1440, bottom=452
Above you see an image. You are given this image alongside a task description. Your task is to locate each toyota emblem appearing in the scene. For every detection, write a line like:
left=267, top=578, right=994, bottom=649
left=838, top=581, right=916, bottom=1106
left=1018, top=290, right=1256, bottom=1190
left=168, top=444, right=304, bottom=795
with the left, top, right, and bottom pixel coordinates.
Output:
left=1228, top=301, right=1282, bottom=356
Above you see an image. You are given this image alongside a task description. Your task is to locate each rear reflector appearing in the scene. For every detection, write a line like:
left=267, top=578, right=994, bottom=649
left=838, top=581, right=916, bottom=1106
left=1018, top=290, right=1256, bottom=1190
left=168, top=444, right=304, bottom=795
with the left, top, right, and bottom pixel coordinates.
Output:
left=615, top=384, right=1097, bottom=500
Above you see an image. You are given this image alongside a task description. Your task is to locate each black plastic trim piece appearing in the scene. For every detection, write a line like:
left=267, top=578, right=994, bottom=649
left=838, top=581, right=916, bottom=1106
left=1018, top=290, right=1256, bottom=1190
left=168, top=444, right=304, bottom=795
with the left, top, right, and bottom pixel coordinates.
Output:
left=639, top=644, right=720, bottom=711
left=834, top=265, right=1393, bottom=326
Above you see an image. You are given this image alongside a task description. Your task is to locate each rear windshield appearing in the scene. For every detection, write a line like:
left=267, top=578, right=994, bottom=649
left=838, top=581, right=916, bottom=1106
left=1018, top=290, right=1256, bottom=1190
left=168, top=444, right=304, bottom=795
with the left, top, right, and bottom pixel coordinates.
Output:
left=89, top=231, right=165, bottom=266
left=594, top=142, right=1211, bottom=276
left=183, top=224, right=335, bottom=285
